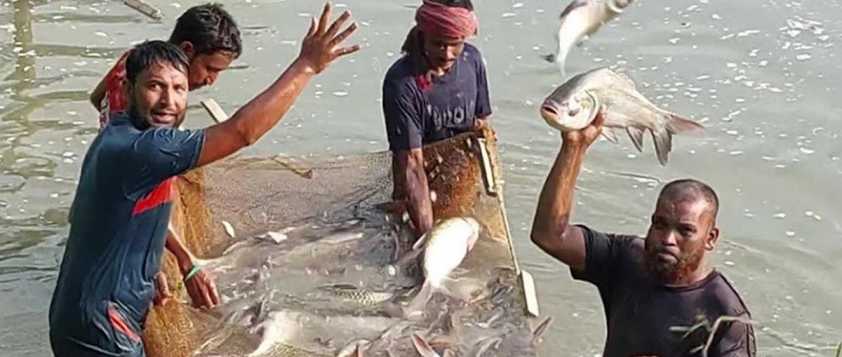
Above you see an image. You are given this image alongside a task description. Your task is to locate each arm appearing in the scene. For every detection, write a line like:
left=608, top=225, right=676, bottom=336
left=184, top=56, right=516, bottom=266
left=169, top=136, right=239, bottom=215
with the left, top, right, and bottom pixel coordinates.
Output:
left=474, top=51, right=492, bottom=124
left=164, top=225, right=219, bottom=309
left=529, top=142, right=589, bottom=271
left=382, top=71, right=433, bottom=235
left=194, top=4, right=359, bottom=168
left=530, top=111, right=606, bottom=272
left=90, top=76, right=107, bottom=111
left=393, top=149, right=434, bottom=235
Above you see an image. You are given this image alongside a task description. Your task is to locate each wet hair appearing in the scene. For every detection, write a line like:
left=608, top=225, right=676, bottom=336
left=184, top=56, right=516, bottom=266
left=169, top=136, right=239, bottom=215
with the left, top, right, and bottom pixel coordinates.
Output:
left=400, top=0, right=475, bottom=68
left=658, top=179, right=720, bottom=219
left=125, top=40, right=189, bottom=85
left=169, top=3, right=242, bottom=59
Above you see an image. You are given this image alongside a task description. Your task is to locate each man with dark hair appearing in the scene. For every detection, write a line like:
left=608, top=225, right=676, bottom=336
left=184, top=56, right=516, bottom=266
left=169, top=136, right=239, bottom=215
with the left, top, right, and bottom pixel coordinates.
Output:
left=48, top=4, right=359, bottom=356
left=91, top=2, right=242, bottom=130
left=382, top=0, right=492, bottom=237
left=87, top=3, right=243, bottom=311
left=529, top=111, right=756, bottom=357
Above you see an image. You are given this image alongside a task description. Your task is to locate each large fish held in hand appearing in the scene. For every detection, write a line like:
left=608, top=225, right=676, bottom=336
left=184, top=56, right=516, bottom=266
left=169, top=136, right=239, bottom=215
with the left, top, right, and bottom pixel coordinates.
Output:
left=542, top=0, right=635, bottom=75
left=540, top=66, right=706, bottom=165
left=395, top=216, right=482, bottom=317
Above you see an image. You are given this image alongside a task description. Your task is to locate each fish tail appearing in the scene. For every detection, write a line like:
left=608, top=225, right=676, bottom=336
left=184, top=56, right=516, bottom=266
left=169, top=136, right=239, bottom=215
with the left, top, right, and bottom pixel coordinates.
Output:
left=651, top=128, right=672, bottom=166
left=407, top=279, right=435, bottom=317
left=412, top=333, right=442, bottom=357
left=665, top=113, right=706, bottom=135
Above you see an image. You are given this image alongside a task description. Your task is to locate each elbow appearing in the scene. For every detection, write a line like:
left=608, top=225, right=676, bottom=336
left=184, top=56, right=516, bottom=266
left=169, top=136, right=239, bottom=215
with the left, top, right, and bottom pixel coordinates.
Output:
left=530, top=217, right=569, bottom=249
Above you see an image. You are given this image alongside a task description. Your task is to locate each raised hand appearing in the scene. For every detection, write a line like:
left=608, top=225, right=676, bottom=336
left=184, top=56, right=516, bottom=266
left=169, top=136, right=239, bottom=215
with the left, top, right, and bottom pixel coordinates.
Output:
left=298, top=3, right=361, bottom=74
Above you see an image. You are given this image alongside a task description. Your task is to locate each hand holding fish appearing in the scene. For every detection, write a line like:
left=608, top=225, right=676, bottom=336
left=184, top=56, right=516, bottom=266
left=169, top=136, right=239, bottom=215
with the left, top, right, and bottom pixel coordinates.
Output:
left=561, top=107, right=605, bottom=151
left=297, top=3, right=361, bottom=75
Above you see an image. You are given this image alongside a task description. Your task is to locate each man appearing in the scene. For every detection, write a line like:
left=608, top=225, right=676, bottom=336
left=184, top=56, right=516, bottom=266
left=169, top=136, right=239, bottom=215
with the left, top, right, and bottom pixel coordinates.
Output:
left=529, top=111, right=756, bottom=357
left=88, top=3, right=243, bottom=310
left=92, top=3, right=242, bottom=129
left=381, top=0, right=491, bottom=236
left=48, top=4, right=359, bottom=356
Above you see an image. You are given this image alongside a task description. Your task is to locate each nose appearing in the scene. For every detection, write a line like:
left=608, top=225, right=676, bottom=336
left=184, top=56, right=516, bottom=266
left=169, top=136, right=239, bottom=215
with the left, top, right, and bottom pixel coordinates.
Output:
left=663, top=231, right=678, bottom=246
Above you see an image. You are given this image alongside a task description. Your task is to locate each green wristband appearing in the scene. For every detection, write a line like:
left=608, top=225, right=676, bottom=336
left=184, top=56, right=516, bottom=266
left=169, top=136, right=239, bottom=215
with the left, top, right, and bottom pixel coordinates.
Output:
left=184, top=264, right=202, bottom=282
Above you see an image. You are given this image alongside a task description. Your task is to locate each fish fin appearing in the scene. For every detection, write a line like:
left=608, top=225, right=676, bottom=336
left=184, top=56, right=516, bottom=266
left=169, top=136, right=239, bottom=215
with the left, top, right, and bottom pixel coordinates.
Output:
left=407, top=279, right=435, bottom=317
left=601, top=128, right=619, bottom=143
left=625, top=127, right=645, bottom=152
left=442, top=349, right=457, bottom=357
left=411, top=231, right=429, bottom=251
left=531, top=316, right=554, bottom=346
left=610, top=66, right=639, bottom=90
left=412, top=333, right=442, bottom=357
left=575, top=34, right=590, bottom=47
left=665, top=114, right=706, bottom=135
left=651, top=128, right=672, bottom=166
left=541, top=53, right=556, bottom=63
left=393, top=248, right=423, bottom=268
left=559, top=0, right=589, bottom=19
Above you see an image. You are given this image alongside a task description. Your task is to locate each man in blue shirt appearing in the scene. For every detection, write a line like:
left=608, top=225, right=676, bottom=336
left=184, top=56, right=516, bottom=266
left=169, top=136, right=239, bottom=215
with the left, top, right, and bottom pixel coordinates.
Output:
left=48, top=4, right=360, bottom=356
left=382, top=0, right=492, bottom=237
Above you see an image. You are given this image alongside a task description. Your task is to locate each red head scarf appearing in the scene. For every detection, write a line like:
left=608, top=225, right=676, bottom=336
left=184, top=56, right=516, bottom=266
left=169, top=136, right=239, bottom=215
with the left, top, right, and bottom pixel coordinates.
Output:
left=414, top=0, right=478, bottom=39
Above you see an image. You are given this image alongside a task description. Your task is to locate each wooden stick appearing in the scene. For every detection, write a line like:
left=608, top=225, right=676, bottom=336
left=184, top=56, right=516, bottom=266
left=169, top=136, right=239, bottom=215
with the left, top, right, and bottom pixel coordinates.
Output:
left=201, top=99, right=230, bottom=124
left=122, top=0, right=163, bottom=21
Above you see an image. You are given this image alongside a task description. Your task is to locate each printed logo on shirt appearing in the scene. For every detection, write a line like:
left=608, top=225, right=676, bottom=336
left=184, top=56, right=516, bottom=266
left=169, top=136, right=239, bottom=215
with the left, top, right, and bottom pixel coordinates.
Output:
left=426, top=99, right=477, bottom=131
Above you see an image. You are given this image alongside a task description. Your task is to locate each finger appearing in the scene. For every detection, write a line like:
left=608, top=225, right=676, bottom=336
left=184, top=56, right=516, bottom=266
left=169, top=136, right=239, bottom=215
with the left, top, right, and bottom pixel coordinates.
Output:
left=334, top=44, right=361, bottom=58
left=318, top=2, right=332, bottom=34
left=325, top=10, right=351, bottom=38
left=330, top=22, right=358, bottom=48
left=307, top=16, right=317, bottom=37
left=208, top=279, right=220, bottom=306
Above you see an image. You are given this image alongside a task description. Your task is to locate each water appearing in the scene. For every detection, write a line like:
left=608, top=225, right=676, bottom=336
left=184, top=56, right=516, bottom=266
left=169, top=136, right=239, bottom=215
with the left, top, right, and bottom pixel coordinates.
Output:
left=1, top=0, right=840, bottom=356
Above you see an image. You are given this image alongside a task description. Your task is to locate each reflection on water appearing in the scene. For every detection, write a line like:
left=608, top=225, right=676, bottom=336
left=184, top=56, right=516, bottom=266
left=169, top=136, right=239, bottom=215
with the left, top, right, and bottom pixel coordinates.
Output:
left=0, top=0, right=840, bottom=356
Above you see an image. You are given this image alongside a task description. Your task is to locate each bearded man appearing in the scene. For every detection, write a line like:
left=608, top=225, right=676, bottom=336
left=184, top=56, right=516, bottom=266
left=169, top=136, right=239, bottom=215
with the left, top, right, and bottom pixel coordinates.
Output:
left=529, top=111, right=757, bottom=357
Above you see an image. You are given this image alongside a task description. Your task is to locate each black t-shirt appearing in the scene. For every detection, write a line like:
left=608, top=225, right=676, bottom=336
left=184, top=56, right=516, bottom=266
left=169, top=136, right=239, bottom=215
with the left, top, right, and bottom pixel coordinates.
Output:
left=571, top=225, right=757, bottom=357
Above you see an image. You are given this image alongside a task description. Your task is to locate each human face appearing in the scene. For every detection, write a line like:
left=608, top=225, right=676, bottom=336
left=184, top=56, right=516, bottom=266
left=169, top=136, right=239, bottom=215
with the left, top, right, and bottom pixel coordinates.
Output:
left=178, top=42, right=234, bottom=90
left=126, top=61, right=188, bottom=128
left=643, top=196, right=719, bottom=285
left=421, top=32, right=466, bottom=73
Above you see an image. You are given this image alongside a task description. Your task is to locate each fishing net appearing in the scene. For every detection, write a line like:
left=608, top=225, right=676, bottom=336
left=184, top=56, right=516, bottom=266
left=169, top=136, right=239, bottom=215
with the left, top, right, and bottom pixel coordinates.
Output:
left=139, top=125, right=545, bottom=357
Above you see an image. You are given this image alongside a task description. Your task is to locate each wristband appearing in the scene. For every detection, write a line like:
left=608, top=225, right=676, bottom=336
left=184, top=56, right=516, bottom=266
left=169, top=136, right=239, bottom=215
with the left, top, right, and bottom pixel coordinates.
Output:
left=184, top=264, right=202, bottom=282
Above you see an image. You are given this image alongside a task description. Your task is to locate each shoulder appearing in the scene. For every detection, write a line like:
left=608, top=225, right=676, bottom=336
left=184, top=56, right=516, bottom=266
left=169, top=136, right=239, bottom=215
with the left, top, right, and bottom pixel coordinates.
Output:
left=705, top=271, right=752, bottom=315
left=461, top=43, right=486, bottom=67
left=384, top=56, right=417, bottom=88
left=578, top=224, right=643, bottom=248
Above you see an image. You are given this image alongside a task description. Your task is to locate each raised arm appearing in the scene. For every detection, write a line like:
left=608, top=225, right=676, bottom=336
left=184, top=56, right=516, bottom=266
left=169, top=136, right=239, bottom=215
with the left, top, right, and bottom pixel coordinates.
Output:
left=530, top=111, right=605, bottom=272
left=195, top=3, right=360, bottom=168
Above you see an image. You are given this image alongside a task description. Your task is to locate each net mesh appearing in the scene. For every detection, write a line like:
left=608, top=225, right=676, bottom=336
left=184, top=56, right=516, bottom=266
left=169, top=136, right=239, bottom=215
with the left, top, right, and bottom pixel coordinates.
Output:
left=139, top=126, right=539, bottom=357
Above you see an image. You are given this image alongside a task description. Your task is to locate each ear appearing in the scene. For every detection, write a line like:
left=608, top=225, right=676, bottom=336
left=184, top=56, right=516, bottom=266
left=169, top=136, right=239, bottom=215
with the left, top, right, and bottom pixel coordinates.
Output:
left=178, top=41, right=195, bottom=58
left=705, top=226, right=720, bottom=251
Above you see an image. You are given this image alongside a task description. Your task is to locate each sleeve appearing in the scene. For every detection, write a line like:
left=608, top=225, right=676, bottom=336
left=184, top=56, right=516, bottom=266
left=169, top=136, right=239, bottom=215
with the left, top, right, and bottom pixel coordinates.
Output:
left=569, top=224, right=637, bottom=287
left=122, top=127, right=206, bottom=200
left=474, top=52, right=492, bottom=118
left=709, top=312, right=757, bottom=357
left=382, top=77, right=423, bottom=152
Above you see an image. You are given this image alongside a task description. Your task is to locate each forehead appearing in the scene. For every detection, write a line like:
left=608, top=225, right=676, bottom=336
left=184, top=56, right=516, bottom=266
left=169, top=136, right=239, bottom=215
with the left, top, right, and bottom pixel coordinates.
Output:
left=193, top=51, right=234, bottom=68
left=654, top=196, right=710, bottom=223
left=139, top=61, right=188, bottom=82
left=424, top=33, right=466, bottom=45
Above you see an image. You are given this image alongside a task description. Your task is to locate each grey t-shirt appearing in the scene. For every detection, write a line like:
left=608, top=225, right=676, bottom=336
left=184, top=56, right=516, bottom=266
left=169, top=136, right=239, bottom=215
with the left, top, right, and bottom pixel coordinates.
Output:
left=572, top=225, right=757, bottom=357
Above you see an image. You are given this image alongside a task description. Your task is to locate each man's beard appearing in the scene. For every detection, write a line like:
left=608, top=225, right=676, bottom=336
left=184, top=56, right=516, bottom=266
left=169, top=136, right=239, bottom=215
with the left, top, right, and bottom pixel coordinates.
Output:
left=643, top=244, right=704, bottom=285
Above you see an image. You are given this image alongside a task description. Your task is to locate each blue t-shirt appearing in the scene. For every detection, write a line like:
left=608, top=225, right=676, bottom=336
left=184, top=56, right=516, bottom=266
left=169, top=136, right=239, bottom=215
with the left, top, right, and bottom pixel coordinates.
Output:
left=48, top=113, right=205, bottom=355
left=382, top=43, right=492, bottom=151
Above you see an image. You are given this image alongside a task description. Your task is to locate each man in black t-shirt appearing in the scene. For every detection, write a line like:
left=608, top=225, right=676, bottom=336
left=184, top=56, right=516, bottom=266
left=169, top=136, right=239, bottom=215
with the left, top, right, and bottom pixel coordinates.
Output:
left=530, top=111, right=756, bottom=357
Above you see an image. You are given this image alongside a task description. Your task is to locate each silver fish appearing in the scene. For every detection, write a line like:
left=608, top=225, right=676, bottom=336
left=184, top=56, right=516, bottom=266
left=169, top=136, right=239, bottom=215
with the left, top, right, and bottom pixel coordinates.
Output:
left=542, top=0, right=635, bottom=75
left=540, top=66, right=706, bottom=165
left=395, top=217, right=482, bottom=317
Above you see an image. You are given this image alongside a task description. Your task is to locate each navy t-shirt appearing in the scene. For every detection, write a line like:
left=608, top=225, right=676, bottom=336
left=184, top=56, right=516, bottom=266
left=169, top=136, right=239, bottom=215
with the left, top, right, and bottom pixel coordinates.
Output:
left=382, top=43, right=492, bottom=151
left=572, top=225, right=757, bottom=357
left=48, top=113, right=205, bottom=355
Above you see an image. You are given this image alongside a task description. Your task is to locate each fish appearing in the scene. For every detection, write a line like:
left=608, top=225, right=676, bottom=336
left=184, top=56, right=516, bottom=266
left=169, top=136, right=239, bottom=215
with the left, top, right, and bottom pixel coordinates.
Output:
left=395, top=216, right=482, bottom=317
left=316, top=283, right=396, bottom=307
left=410, top=317, right=552, bottom=357
left=542, top=0, right=635, bottom=75
left=539, top=66, right=706, bottom=165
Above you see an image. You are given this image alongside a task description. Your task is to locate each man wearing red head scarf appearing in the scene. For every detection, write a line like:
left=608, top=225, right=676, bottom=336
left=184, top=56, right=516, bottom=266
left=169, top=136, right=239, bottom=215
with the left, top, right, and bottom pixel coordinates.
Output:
left=381, top=0, right=492, bottom=238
